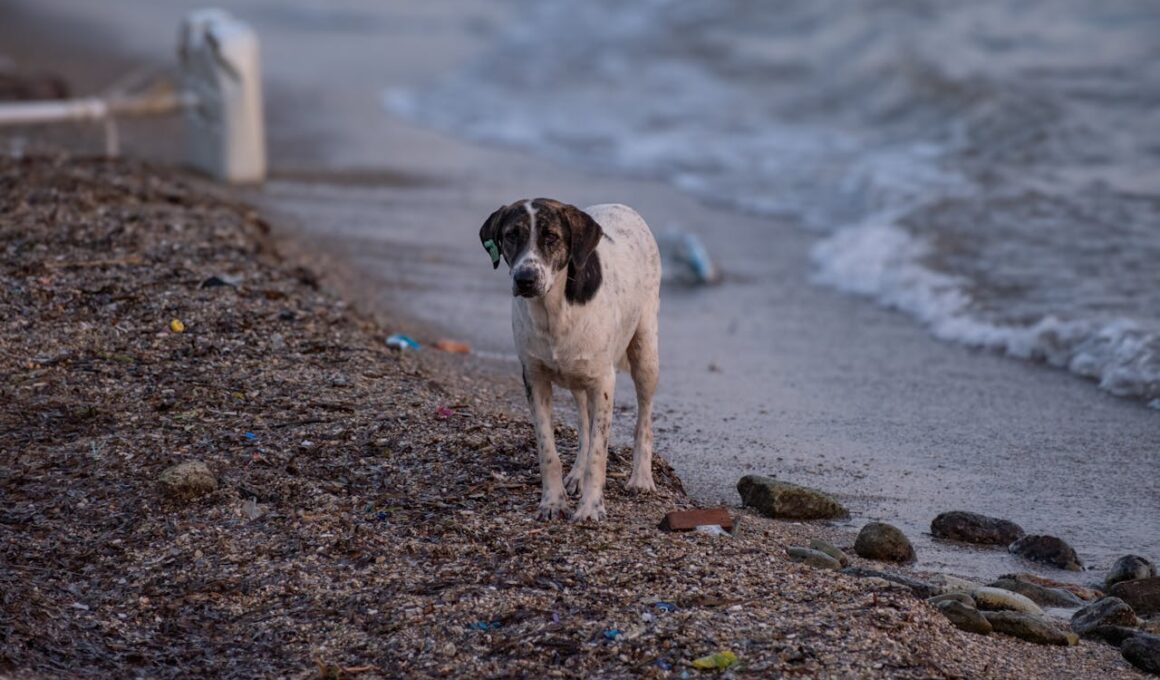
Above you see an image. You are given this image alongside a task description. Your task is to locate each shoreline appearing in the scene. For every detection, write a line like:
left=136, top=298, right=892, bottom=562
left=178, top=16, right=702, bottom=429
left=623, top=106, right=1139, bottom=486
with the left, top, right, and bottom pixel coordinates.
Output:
left=1, top=154, right=1148, bottom=678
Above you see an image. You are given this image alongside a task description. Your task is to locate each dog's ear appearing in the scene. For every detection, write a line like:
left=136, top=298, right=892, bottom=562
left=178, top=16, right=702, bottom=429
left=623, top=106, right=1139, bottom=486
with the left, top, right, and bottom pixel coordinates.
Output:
left=562, top=204, right=603, bottom=269
left=479, top=204, right=508, bottom=269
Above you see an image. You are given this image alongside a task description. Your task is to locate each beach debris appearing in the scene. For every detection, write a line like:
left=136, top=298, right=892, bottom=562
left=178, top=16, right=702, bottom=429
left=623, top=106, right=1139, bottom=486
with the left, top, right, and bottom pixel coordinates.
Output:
left=433, top=338, right=471, bottom=354
left=658, top=507, right=733, bottom=532
left=736, top=475, right=848, bottom=520
left=694, top=524, right=729, bottom=537
left=385, top=333, right=419, bottom=350
left=435, top=405, right=454, bottom=418
left=244, top=431, right=257, bottom=441
left=691, top=650, right=737, bottom=670
left=809, top=539, right=851, bottom=567
left=199, top=274, right=241, bottom=288
left=655, top=658, right=673, bottom=671
left=970, top=587, right=1044, bottom=616
left=168, top=318, right=186, bottom=333
left=854, top=522, right=915, bottom=563
left=1008, top=534, right=1083, bottom=571
left=986, top=578, right=1083, bottom=608
left=1109, top=577, right=1160, bottom=616
left=602, top=628, right=622, bottom=641
left=982, top=611, right=1078, bottom=646
left=157, top=460, right=217, bottom=501
left=1070, top=597, right=1138, bottom=637
left=467, top=620, right=502, bottom=631
left=930, top=510, right=1025, bottom=546
left=1122, top=634, right=1160, bottom=675
left=786, top=546, right=842, bottom=570
left=1106, top=554, right=1157, bottom=589
left=656, top=231, right=720, bottom=285
left=934, top=600, right=992, bottom=636
left=654, top=602, right=677, bottom=613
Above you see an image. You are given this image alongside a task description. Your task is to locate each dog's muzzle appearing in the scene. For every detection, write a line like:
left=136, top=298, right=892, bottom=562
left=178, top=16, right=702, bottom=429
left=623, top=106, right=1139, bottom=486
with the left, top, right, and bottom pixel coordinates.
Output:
left=512, top=267, right=540, bottom=297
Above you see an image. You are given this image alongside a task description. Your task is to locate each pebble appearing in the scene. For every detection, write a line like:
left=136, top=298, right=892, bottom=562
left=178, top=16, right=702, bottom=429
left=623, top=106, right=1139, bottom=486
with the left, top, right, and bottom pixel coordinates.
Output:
left=1085, top=625, right=1143, bottom=648
left=1123, top=634, right=1160, bottom=675
left=988, top=578, right=1084, bottom=608
left=809, top=539, right=851, bottom=567
left=1109, top=577, right=1160, bottom=616
left=929, top=574, right=985, bottom=596
left=736, top=475, right=849, bottom=520
left=1070, top=596, right=1139, bottom=636
left=854, top=522, right=915, bottom=563
left=1106, top=555, right=1157, bottom=590
left=157, top=460, right=218, bottom=501
left=786, top=546, right=842, bottom=570
left=998, top=573, right=1099, bottom=602
left=972, top=587, right=1045, bottom=616
left=1008, top=534, right=1083, bottom=571
left=936, top=599, right=992, bottom=635
left=982, top=611, right=1077, bottom=646
left=930, top=511, right=1024, bottom=545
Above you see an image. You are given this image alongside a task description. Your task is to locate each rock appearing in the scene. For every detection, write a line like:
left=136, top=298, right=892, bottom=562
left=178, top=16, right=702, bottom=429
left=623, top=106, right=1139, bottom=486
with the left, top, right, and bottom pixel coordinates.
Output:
left=931, top=511, right=1025, bottom=545
left=158, top=461, right=218, bottom=501
left=929, top=592, right=976, bottom=608
left=1110, top=577, right=1160, bottom=616
left=1107, top=555, right=1157, bottom=590
left=1071, top=596, right=1139, bottom=636
left=1008, top=535, right=1083, bottom=571
left=988, top=578, right=1085, bottom=608
left=998, top=573, right=1101, bottom=602
left=929, top=574, right=986, bottom=596
left=1086, top=625, right=1143, bottom=647
left=982, top=611, right=1076, bottom=646
left=972, top=587, right=1045, bottom=616
left=736, top=475, right=849, bottom=520
left=1122, top=634, right=1160, bottom=675
left=809, top=539, right=851, bottom=567
left=841, top=566, right=939, bottom=598
left=936, top=600, right=992, bottom=635
left=854, top=522, right=915, bottom=563
left=786, top=547, right=842, bottom=570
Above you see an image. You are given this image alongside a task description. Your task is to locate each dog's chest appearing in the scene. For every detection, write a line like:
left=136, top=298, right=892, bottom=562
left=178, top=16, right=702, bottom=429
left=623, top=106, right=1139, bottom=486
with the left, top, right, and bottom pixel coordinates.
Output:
left=515, top=306, right=610, bottom=386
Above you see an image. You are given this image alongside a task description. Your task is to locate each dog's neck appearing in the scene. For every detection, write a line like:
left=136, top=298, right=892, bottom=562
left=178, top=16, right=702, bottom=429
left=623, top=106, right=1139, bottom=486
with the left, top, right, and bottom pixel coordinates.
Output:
left=521, top=268, right=573, bottom=335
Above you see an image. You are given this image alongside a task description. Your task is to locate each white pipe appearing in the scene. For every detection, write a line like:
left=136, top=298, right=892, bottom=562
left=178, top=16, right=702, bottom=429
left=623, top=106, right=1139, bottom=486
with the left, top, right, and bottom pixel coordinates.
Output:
left=0, top=92, right=190, bottom=127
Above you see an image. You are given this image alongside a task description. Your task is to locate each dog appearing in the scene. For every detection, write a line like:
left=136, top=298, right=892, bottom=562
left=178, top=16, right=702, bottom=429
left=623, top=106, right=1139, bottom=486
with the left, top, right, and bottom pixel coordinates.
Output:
left=479, top=199, right=661, bottom=521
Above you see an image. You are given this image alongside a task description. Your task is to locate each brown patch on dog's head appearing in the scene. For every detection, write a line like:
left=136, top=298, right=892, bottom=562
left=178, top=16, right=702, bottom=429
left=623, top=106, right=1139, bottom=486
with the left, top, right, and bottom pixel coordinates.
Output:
left=530, top=198, right=603, bottom=271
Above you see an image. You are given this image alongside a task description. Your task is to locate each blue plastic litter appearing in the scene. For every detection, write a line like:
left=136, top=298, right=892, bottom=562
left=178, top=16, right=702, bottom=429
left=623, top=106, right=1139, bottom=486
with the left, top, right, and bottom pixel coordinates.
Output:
left=244, top=432, right=256, bottom=440
left=655, top=601, right=677, bottom=612
left=603, top=628, right=622, bottom=640
left=656, top=658, right=673, bottom=671
left=468, top=620, right=502, bottom=631
left=385, top=333, right=420, bottom=350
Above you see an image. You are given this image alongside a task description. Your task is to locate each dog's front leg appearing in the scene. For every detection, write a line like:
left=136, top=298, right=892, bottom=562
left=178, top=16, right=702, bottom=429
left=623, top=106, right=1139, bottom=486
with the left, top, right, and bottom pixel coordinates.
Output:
left=563, top=389, right=589, bottom=495
left=527, top=369, right=569, bottom=520
left=573, top=370, right=615, bottom=522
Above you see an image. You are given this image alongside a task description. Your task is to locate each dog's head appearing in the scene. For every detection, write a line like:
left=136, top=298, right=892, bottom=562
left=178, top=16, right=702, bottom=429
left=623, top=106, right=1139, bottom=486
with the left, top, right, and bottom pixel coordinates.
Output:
left=479, top=198, right=603, bottom=299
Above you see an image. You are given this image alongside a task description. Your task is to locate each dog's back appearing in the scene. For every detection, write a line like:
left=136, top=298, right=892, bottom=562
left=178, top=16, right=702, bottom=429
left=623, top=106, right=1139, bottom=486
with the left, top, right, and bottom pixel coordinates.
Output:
left=584, top=204, right=661, bottom=360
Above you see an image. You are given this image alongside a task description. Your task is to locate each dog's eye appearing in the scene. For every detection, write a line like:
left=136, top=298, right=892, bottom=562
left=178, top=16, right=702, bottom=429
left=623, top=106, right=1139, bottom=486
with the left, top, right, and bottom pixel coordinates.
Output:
left=543, top=233, right=559, bottom=245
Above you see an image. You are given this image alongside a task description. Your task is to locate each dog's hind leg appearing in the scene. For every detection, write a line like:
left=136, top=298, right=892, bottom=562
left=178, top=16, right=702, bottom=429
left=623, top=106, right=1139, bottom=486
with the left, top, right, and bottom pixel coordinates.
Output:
left=527, top=369, right=569, bottom=520
left=563, top=389, right=589, bottom=496
left=625, top=321, right=658, bottom=493
left=573, top=369, right=615, bottom=522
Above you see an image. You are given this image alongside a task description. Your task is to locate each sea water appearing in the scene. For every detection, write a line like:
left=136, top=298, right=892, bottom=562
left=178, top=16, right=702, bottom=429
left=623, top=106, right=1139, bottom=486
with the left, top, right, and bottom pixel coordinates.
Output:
left=385, top=0, right=1160, bottom=404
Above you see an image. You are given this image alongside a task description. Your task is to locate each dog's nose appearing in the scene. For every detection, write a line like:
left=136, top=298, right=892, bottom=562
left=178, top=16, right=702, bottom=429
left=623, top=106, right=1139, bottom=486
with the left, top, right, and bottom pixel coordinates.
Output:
left=512, top=268, right=538, bottom=295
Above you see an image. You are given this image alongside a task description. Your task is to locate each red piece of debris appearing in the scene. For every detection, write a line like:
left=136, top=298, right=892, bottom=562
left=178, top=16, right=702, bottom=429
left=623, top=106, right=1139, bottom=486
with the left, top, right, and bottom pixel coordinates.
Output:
left=658, top=507, right=734, bottom=532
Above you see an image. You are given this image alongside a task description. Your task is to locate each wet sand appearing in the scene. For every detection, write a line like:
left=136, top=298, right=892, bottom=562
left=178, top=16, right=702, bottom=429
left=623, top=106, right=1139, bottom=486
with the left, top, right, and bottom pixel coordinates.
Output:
left=7, top=0, right=1158, bottom=586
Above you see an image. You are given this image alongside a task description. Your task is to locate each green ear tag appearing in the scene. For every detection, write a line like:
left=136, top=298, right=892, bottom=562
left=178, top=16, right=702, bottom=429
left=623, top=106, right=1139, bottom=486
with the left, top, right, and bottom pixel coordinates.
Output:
left=483, top=239, right=501, bottom=267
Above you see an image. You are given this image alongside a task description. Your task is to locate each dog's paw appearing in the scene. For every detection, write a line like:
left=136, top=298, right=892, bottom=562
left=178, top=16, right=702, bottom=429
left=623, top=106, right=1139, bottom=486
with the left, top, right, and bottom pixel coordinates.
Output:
left=571, top=498, right=606, bottom=523
left=563, top=468, right=584, bottom=496
left=625, top=471, right=656, bottom=494
left=537, top=496, right=571, bottom=521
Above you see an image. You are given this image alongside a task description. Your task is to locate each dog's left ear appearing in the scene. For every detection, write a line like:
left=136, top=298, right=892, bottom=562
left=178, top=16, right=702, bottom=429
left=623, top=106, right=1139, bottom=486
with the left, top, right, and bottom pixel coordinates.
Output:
left=562, top=204, right=603, bottom=269
left=479, top=204, right=508, bottom=269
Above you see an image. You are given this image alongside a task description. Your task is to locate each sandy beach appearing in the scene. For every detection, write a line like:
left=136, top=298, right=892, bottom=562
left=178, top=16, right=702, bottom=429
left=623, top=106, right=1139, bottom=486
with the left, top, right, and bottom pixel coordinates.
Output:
left=1, top=0, right=1158, bottom=676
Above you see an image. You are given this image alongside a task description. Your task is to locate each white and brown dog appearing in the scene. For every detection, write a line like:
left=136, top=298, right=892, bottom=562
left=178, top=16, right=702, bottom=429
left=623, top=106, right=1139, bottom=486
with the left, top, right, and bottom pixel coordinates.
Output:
left=479, top=199, right=661, bottom=521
